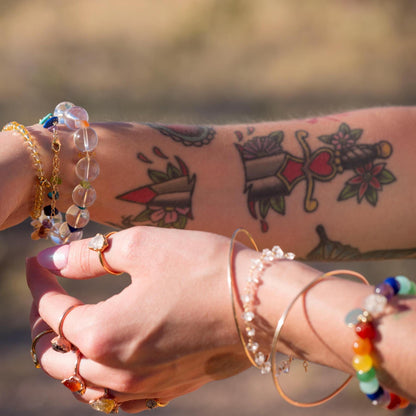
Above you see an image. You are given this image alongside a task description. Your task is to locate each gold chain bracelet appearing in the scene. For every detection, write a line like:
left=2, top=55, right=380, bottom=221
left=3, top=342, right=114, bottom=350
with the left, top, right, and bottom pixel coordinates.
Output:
left=2, top=121, right=50, bottom=219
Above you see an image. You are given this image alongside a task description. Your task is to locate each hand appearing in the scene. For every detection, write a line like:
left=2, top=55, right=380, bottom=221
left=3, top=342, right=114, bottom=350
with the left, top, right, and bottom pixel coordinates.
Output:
left=27, top=227, right=250, bottom=413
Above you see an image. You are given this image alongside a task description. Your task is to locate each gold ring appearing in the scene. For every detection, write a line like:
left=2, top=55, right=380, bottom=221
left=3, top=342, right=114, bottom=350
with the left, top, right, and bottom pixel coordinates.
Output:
left=88, top=232, right=122, bottom=276
left=89, top=388, right=120, bottom=414
left=62, top=349, right=86, bottom=395
left=51, top=304, right=82, bottom=353
left=145, top=399, right=169, bottom=409
left=31, top=329, right=55, bottom=368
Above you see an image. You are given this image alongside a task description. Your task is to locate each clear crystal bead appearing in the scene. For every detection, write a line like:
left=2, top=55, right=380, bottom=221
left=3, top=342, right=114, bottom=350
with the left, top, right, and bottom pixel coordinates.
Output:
left=285, top=252, right=296, bottom=260
left=261, top=361, right=271, bottom=374
left=242, top=311, right=254, bottom=322
left=54, top=101, right=74, bottom=124
left=75, top=157, right=100, bottom=181
left=363, top=294, right=388, bottom=316
left=255, top=352, right=265, bottom=365
left=246, top=327, right=256, bottom=337
left=247, top=342, right=259, bottom=352
left=66, top=204, right=90, bottom=229
left=73, top=127, right=98, bottom=152
left=272, top=246, right=284, bottom=258
left=242, top=294, right=252, bottom=304
left=72, top=184, right=97, bottom=208
left=64, top=106, right=89, bottom=130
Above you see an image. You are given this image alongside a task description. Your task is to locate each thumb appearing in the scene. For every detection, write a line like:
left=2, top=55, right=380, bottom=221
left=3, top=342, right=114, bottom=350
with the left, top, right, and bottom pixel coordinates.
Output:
left=36, top=231, right=126, bottom=279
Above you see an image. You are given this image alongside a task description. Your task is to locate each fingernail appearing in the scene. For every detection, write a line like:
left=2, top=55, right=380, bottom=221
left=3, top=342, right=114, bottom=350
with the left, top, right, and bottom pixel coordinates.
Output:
left=37, top=244, right=69, bottom=270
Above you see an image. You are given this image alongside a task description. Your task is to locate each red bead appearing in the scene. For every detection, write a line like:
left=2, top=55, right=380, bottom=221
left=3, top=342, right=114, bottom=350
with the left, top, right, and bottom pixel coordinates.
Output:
left=355, top=322, right=376, bottom=339
left=387, top=393, right=402, bottom=410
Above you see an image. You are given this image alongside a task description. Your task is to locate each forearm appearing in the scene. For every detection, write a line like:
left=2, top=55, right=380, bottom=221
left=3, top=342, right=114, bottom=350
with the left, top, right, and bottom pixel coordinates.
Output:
left=234, top=246, right=416, bottom=400
left=89, top=106, right=416, bottom=258
left=7, top=106, right=416, bottom=258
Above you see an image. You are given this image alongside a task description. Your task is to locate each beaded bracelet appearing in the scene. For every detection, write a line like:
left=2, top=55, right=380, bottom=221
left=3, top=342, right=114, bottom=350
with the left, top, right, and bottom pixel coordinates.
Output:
left=228, top=228, right=295, bottom=374
left=346, top=275, right=414, bottom=410
left=2, top=122, right=49, bottom=220
left=271, top=269, right=369, bottom=407
left=45, top=102, right=100, bottom=245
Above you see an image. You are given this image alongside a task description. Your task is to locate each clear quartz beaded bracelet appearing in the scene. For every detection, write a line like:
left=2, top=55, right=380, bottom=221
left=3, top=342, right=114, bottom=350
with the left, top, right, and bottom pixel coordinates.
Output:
left=38, top=102, right=100, bottom=244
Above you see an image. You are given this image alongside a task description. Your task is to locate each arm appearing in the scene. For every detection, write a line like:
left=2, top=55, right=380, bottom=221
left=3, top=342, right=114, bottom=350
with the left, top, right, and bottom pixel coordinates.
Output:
left=28, top=227, right=416, bottom=413
left=4, top=106, right=416, bottom=258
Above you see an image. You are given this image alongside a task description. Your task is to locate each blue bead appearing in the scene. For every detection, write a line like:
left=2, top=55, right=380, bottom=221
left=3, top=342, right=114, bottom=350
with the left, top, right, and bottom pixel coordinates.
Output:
left=384, top=277, right=400, bottom=295
left=366, top=386, right=384, bottom=400
left=47, top=191, right=60, bottom=200
left=43, top=116, right=59, bottom=129
left=43, top=205, right=59, bottom=217
left=68, top=224, right=83, bottom=233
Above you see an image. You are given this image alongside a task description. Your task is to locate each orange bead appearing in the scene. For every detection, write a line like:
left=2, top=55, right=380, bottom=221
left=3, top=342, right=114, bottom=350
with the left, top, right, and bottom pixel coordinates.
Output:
left=353, top=337, right=373, bottom=355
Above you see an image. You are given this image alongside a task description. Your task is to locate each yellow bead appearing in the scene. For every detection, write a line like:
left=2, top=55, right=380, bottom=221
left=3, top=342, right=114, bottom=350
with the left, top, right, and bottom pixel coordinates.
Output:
left=352, top=354, right=373, bottom=372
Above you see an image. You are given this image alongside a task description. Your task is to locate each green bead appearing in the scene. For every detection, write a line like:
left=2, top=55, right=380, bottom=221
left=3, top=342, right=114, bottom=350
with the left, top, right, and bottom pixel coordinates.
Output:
left=396, top=275, right=412, bottom=295
left=39, top=113, right=53, bottom=124
left=357, top=367, right=376, bottom=382
left=81, top=180, right=91, bottom=189
left=359, top=377, right=380, bottom=394
left=409, top=281, right=416, bottom=295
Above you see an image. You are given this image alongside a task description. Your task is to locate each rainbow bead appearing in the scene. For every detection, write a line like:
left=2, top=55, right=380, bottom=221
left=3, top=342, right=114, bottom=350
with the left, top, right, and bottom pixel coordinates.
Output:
left=346, top=275, right=413, bottom=410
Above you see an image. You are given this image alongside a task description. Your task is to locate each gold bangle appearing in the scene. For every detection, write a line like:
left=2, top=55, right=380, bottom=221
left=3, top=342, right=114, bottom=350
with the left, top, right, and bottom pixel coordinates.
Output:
left=271, top=269, right=369, bottom=407
left=227, top=228, right=260, bottom=368
left=31, top=328, right=55, bottom=368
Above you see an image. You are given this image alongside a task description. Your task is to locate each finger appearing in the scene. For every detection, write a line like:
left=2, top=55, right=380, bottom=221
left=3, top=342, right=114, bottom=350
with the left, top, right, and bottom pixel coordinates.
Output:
left=121, top=398, right=173, bottom=414
left=34, top=344, right=145, bottom=402
left=26, top=257, right=90, bottom=347
left=36, top=230, right=130, bottom=279
left=120, top=399, right=151, bottom=413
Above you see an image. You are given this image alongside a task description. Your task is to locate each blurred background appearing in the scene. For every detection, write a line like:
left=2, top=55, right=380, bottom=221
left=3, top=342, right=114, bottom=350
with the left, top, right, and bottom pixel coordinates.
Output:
left=0, top=0, right=415, bottom=415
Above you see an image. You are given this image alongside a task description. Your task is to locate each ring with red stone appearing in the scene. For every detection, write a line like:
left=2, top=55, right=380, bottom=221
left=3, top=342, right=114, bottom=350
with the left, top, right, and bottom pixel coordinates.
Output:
left=31, top=328, right=55, bottom=368
left=62, top=349, right=86, bottom=395
left=51, top=304, right=82, bottom=353
left=88, top=232, right=122, bottom=276
left=145, top=399, right=170, bottom=409
left=89, top=389, right=120, bottom=414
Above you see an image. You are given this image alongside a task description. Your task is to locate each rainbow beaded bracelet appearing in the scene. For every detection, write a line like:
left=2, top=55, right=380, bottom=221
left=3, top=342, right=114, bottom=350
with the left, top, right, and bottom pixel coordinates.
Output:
left=345, top=275, right=414, bottom=410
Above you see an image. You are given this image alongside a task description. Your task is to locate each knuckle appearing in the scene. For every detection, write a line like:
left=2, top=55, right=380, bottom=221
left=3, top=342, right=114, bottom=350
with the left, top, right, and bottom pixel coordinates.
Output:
left=66, top=239, right=96, bottom=275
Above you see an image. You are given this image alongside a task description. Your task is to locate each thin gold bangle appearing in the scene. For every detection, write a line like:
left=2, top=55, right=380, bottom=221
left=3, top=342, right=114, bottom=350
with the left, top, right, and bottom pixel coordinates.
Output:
left=227, top=228, right=260, bottom=368
left=271, top=269, right=369, bottom=407
left=31, top=328, right=55, bottom=368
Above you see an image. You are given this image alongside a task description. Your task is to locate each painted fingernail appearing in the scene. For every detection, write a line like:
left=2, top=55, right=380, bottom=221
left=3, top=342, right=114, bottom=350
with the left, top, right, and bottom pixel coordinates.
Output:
left=37, top=244, right=69, bottom=270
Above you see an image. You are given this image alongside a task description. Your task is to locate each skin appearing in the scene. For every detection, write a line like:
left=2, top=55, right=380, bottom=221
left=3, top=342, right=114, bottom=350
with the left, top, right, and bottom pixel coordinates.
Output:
left=2, top=106, right=416, bottom=258
left=2, top=106, right=415, bottom=411
left=28, top=227, right=416, bottom=413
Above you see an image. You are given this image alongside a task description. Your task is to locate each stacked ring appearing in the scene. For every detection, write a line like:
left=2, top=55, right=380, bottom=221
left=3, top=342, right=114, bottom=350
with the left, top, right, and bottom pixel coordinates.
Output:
left=62, top=349, right=86, bottom=395
left=89, top=389, right=120, bottom=414
left=51, top=304, right=82, bottom=353
left=31, top=328, right=55, bottom=368
left=88, top=232, right=122, bottom=276
left=145, top=399, right=169, bottom=409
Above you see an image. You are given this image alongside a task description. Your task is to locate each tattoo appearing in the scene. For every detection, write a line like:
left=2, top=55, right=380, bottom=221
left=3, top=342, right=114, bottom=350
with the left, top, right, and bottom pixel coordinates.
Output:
left=235, top=123, right=395, bottom=232
left=114, top=147, right=196, bottom=229
left=305, top=225, right=416, bottom=261
left=146, top=123, right=216, bottom=147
